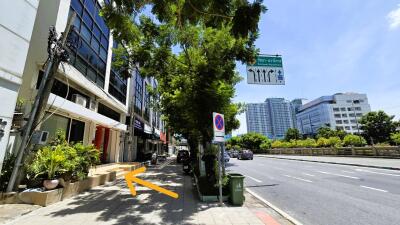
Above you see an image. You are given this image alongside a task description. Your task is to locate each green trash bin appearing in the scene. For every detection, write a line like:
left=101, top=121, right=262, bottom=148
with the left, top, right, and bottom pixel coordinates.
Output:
left=228, top=173, right=245, bottom=206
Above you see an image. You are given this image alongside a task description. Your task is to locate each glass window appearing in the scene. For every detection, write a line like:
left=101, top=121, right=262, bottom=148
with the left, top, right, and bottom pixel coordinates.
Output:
left=41, top=113, right=70, bottom=141
left=75, top=56, right=87, bottom=74
left=342, top=114, right=347, bottom=117
left=334, top=114, right=341, bottom=118
left=356, top=113, right=363, bottom=117
left=349, top=113, right=355, bottom=117
left=80, top=24, right=91, bottom=43
left=91, top=38, right=100, bottom=52
left=71, top=0, right=83, bottom=15
left=86, top=67, right=97, bottom=82
left=100, top=47, right=108, bottom=61
left=101, top=35, right=109, bottom=48
left=340, top=107, right=346, bottom=111
left=68, top=0, right=109, bottom=89
left=82, top=10, right=93, bottom=28
left=333, top=108, right=339, bottom=112
left=345, top=126, right=351, bottom=130
left=93, top=25, right=101, bottom=41
left=84, top=0, right=96, bottom=14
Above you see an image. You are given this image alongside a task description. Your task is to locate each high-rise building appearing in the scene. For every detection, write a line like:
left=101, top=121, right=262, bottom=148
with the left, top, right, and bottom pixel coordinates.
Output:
left=246, top=98, right=295, bottom=139
left=296, top=93, right=371, bottom=135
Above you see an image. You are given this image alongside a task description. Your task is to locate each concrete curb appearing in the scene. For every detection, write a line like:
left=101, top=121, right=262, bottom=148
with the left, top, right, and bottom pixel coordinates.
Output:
left=245, top=188, right=303, bottom=225
left=257, top=155, right=400, bottom=171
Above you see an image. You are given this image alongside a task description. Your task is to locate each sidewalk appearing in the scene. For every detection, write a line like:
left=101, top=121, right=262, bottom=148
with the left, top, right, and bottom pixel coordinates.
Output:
left=3, top=160, right=293, bottom=225
left=259, top=155, right=400, bottom=170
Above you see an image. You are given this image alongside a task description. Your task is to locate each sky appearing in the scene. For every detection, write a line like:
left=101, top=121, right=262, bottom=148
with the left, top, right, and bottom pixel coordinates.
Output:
left=232, top=0, right=400, bottom=136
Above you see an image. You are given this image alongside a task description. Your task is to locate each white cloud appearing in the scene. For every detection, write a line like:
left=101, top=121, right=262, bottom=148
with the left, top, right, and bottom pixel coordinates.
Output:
left=387, top=4, right=400, bottom=29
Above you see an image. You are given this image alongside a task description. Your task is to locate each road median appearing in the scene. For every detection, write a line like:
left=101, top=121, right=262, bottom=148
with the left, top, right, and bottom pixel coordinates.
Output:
left=257, top=155, right=400, bottom=170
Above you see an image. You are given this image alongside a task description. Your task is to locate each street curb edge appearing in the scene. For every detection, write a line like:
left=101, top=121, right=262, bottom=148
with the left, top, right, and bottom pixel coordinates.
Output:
left=245, top=188, right=303, bottom=225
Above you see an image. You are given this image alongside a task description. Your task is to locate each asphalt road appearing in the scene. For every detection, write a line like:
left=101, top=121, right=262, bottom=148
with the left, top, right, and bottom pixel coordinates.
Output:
left=226, top=156, right=400, bottom=225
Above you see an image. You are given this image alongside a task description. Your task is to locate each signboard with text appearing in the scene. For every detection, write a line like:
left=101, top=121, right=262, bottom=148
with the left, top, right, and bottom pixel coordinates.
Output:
left=246, top=55, right=285, bottom=85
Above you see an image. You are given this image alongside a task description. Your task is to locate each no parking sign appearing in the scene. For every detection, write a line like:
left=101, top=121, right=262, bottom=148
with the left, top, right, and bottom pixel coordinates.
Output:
left=213, top=112, right=225, bottom=143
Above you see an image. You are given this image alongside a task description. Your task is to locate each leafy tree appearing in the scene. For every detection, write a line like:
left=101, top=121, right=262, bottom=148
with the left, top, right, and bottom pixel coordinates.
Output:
left=359, top=111, right=399, bottom=143
left=390, top=132, right=400, bottom=145
left=343, top=134, right=367, bottom=147
left=101, top=0, right=266, bottom=161
left=284, top=128, right=301, bottom=141
left=239, top=133, right=270, bottom=150
left=316, top=127, right=346, bottom=139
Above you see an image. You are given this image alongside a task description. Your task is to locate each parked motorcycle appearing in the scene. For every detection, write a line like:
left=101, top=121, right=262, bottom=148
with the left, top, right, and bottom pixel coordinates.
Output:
left=182, top=156, right=192, bottom=175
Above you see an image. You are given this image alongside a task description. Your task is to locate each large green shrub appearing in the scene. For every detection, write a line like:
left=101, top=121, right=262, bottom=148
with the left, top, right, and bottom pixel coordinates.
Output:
left=390, top=132, right=400, bottom=145
left=343, top=134, right=367, bottom=147
left=27, top=146, right=67, bottom=180
left=26, top=130, right=100, bottom=182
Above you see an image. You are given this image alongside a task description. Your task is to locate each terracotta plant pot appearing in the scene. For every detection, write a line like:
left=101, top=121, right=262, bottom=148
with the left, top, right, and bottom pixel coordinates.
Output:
left=43, top=179, right=59, bottom=190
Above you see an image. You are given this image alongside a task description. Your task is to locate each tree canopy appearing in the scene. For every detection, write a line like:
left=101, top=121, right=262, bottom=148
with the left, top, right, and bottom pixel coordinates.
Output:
left=284, top=128, right=301, bottom=141
left=316, top=127, right=346, bottom=139
left=359, top=111, right=399, bottom=143
left=101, top=0, right=266, bottom=153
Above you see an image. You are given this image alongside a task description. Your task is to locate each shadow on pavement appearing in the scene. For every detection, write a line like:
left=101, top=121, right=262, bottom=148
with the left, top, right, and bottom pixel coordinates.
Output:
left=45, top=164, right=213, bottom=225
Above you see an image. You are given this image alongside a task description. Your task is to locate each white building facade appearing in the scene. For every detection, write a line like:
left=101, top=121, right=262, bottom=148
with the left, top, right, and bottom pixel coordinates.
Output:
left=0, top=0, right=39, bottom=172
left=296, top=93, right=371, bottom=135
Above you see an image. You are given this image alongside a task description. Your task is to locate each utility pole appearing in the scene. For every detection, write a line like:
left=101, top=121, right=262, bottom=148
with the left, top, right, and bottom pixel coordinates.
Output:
left=7, top=13, right=76, bottom=192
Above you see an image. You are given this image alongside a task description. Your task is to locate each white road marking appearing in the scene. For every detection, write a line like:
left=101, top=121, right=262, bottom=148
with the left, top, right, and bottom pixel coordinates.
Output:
left=342, top=170, right=355, bottom=174
left=302, top=173, right=315, bottom=177
left=360, top=185, right=388, bottom=193
left=317, top=171, right=360, bottom=180
left=245, top=175, right=262, bottom=183
left=355, top=169, right=400, bottom=177
left=284, top=174, right=313, bottom=183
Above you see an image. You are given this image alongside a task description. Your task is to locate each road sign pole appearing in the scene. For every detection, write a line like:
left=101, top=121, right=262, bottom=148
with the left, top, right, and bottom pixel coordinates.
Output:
left=218, top=144, right=223, bottom=206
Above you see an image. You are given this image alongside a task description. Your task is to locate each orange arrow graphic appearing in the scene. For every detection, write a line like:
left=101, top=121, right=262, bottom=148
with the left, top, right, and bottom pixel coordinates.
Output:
left=124, top=167, right=179, bottom=199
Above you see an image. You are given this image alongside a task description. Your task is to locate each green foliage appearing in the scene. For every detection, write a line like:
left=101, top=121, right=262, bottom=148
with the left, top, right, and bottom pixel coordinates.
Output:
left=239, top=132, right=270, bottom=150
left=327, top=137, right=342, bottom=147
left=271, top=140, right=283, bottom=148
left=284, top=128, right=301, bottom=141
left=316, top=137, right=342, bottom=147
left=390, top=132, right=400, bottom=145
left=316, top=127, right=346, bottom=139
left=100, top=0, right=265, bottom=159
left=343, top=134, right=367, bottom=147
left=297, top=138, right=317, bottom=148
left=0, top=152, right=16, bottom=192
left=260, top=141, right=272, bottom=150
left=359, top=111, right=399, bottom=143
left=27, top=145, right=67, bottom=179
left=26, top=130, right=100, bottom=182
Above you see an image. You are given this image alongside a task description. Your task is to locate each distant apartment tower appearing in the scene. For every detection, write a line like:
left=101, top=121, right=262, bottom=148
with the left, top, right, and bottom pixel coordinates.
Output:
left=296, top=93, right=371, bottom=135
left=246, top=98, right=295, bottom=139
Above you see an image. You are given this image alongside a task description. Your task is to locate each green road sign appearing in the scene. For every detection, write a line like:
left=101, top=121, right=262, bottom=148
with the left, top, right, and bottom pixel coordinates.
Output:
left=251, top=56, right=282, bottom=67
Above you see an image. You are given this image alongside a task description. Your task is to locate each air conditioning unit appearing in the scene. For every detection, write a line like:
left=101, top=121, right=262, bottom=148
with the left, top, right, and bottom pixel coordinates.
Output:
left=72, top=94, right=87, bottom=107
left=88, top=99, right=97, bottom=111
left=31, top=131, right=49, bottom=145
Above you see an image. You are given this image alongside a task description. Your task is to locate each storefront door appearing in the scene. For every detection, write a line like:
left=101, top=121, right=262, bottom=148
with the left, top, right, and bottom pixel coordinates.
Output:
left=93, top=126, right=110, bottom=163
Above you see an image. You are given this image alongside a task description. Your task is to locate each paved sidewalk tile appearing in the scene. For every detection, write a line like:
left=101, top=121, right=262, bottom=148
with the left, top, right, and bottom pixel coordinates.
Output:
left=4, top=161, right=292, bottom=225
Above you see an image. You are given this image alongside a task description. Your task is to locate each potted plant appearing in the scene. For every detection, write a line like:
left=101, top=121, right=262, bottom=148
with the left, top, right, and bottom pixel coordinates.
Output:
left=27, top=146, right=66, bottom=190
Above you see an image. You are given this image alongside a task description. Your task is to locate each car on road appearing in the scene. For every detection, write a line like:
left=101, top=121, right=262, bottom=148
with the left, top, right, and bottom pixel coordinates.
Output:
left=238, top=149, right=253, bottom=160
left=177, top=150, right=189, bottom=163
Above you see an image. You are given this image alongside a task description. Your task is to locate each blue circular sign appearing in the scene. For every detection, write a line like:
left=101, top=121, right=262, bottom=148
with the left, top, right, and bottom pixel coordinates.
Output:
left=215, top=115, right=224, bottom=131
